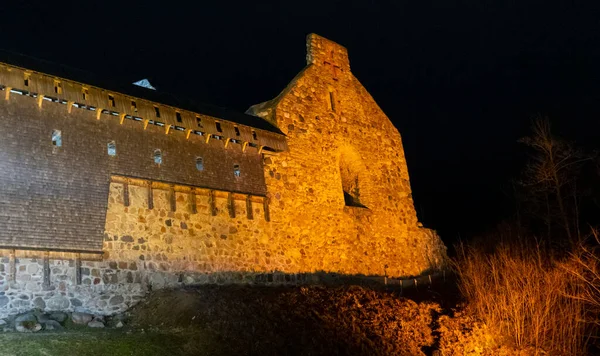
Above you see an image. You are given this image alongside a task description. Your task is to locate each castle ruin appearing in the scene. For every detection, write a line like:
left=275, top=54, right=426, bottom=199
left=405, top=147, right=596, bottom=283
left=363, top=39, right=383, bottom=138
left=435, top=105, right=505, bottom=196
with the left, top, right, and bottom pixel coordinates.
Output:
left=0, top=34, right=446, bottom=317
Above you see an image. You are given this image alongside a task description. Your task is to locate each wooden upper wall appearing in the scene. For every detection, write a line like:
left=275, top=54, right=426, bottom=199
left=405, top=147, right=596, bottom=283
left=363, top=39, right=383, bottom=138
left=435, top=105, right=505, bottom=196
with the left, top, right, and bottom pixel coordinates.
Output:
left=0, top=62, right=287, bottom=153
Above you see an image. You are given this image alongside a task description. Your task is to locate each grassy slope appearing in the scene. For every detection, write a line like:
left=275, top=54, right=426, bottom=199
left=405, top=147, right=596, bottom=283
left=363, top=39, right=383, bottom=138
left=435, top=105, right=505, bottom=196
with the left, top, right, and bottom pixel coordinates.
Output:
left=0, top=285, right=449, bottom=356
left=0, top=331, right=192, bottom=356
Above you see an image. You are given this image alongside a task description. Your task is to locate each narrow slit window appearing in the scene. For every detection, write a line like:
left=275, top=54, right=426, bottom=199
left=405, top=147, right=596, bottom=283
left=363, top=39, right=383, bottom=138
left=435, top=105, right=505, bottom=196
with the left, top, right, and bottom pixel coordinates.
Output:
left=215, top=121, right=222, bottom=133
left=24, top=74, right=29, bottom=87
left=131, top=100, right=137, bottom=112
left=154, top=106, right=161, bottom=118
left=233, top=164, right=241, bottom=177
left=176, top=112, right=182, bottom=123
left=252, top=130, right=257, bottom=140
left=108, top=95, right=115, bottom=107
left=107, top=141, right=116, bottom=156
left=51, top=130, right=62, bottom=147
left=54, top=81, right=62, bottom=94
left=196, top=116, right=203, bottom=128
left=196, top=157, right=204, bottom=171
left=153, top=149, right=162, bottom=165
left=82, top=88, right=89, bottom=100
left=234, top=126, right=240, bottom=136
left=328, top=90, right=335, bottom=111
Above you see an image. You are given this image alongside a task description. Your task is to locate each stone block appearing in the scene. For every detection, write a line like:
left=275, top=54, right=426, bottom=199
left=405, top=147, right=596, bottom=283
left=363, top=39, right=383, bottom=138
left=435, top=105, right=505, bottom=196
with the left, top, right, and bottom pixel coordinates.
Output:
left=71, top=312, right=93, bottom=325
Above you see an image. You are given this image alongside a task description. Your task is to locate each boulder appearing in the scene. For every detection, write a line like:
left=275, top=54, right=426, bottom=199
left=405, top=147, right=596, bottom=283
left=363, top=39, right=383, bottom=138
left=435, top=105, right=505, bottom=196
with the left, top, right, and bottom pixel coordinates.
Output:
left=15, top=313, right=36, bottom=323
left=115, top=321, right=124, bottom=328
left=32, top=297, right=46, bottom=309
left=49, top=312, right=67, bottom=323
left=35, top=312, right=50, bottom=323
left=87, top=320, right=105, bottom=328
left=0, top=296, right=8, bottom=308
left=15, top=313, right=41, bottom=333
left=43, top=320, right=64, bottom=331
left=71, top=312, right=93, bottom=325
left=46, top=296, right=69, bottom=310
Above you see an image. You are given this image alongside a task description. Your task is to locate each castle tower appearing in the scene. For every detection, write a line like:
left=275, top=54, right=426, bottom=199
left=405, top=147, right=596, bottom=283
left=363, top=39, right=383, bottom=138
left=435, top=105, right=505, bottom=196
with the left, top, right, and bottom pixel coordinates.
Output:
left=249, top=34, right=446, bottom=277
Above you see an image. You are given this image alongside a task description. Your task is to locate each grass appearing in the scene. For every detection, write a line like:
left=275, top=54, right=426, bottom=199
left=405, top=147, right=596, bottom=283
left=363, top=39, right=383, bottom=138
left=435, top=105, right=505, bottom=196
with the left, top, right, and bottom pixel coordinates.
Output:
left=0, top=330, right=195, bottom=356
left=454, top=240, right=592, bottom=355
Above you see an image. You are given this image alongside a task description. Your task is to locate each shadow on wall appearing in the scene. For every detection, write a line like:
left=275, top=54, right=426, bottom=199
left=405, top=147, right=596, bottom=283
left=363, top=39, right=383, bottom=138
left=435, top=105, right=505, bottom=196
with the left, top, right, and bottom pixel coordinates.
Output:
left=338, top=145, right=368, bottom=208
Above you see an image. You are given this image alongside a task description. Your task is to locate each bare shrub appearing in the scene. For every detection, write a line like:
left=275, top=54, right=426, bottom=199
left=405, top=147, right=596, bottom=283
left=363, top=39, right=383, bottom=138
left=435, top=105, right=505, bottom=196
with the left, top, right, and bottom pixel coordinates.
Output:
left=454, top=241, right=588, bottom=355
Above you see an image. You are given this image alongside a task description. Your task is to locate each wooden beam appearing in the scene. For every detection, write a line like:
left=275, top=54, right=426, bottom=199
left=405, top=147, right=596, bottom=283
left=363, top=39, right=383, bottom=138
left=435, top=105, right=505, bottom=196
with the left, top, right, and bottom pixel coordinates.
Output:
left=123, top=182, right=130, bottom=207
left=147, top=182, right=154, bottom=209
left=208, top=190, right=216, bottom=216
left=165, top=125, right=171, bottom=135
left=263, top=197, right=270, bottom=222
left=119, top=113, right=126, bottom=125
left=43, top=251, right=50, bottom=287
left=75, top=253, right=82, bottom=285
left=8, top=249, right=15, bottom=282
left=205, top=134, right=211, bottom=144
left=37, top=95, right=44, bottom=108
left=189, top=188, right=197, bottom=214
left=67, top=101, right=74, bottom=113
left=4, top=87, right=11, bottom=101
left=224, top=137, right=231, bottom=148
left=143, top=118, right=150, bottom=130
left=228, top=192, right=235, bottom=218
left=246, top=195, right=253, bottom=220
left=169, top=185, right=176, bottom=212
left=96, top=108, right=103, bottom=120
left=186, top=129, right=192, bottom=139
left=242, top=141, right=248, bottom=153
left=258, top=145, right=264, bottom=154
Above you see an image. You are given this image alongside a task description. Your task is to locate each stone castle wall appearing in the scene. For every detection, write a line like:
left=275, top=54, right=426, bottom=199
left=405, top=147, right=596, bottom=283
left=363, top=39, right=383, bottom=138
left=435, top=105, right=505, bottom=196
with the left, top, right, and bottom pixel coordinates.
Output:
left=0, top=34, right=447, bottom=319
left=249, top=34, right=446, bottom=277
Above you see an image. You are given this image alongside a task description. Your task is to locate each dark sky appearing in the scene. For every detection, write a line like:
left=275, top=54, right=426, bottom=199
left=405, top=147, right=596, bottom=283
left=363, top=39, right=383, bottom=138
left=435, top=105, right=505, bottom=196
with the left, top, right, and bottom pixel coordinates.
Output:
left=4, top=1, right=600, bottom=244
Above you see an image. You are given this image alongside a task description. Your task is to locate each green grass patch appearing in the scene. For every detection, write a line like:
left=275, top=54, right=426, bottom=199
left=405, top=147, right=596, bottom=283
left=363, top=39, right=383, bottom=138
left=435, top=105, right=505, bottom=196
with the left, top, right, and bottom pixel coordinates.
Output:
left=0, top=330, right=217, bottom=356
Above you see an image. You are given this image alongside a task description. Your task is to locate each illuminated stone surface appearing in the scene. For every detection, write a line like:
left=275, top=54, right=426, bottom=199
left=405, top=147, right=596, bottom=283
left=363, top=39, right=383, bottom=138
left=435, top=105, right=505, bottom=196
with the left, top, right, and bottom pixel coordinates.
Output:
left=0, top=34, right=446, bottom=318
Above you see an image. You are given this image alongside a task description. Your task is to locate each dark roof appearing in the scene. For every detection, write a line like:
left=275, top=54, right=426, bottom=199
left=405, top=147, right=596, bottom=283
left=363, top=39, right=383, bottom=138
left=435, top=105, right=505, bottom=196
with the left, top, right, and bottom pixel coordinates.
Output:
left=0, top=49, right=283, bottom=135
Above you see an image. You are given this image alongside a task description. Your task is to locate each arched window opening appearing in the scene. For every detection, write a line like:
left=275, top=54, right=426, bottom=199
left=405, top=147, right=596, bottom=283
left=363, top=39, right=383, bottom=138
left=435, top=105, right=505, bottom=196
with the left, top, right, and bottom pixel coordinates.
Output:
left=153, top=149, right=162, bottom=165
left=339, top=150, right=366, bottom=208
left=107, top=141, right=116, bottom=156
left=233, top=164, right=241, bottom=177
left=196, top=157, right=204, bottom=171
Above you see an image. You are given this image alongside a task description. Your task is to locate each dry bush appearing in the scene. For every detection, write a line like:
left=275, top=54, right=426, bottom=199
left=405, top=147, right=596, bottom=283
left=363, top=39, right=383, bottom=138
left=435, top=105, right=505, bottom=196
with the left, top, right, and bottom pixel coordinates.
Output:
left=454, top=241, right=589, bottom=355
left=562, top=230, right=600, bottom=336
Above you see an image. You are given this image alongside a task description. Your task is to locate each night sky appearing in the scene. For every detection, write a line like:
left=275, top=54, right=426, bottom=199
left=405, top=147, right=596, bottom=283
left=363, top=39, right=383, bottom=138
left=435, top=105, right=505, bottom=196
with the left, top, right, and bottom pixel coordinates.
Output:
left=4, top=1, right=600, bottom=245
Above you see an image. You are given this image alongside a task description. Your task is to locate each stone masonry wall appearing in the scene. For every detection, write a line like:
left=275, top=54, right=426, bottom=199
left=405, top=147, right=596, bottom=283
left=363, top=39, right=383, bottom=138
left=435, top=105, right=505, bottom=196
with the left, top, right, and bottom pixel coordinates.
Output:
left=101, top=34, right=447, bottom=279
left=248, top=34, right=447, bottom=277
left=0, top=34, right=446, bottom=319
left=0, top=255, right=145, bottom=319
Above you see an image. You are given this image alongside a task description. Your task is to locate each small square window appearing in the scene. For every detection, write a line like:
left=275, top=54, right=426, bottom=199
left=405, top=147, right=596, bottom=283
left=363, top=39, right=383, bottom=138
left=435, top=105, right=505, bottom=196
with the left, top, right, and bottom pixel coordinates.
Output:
left=176, top=112, right=182, bottom=123
left=107, top=141, right=116, bottom=156
left=196, top=157, right=204, bottom=171
left=108, top=95, right=115, bottom=107
left=52, top=130, right=62, bottom=147
left=234, top=126, right=240, bottom=136
left=24, top=75, right=29, bottom=87
left=196, top=117, right=203, bottom=128
left=154, top=106, right=161, bottom=118
left=153, top=149, right=162, bottom=164
left=54, top=81, right=62, bottom=94
left=82, top=88, right=89, bottom=101
left=233, top=164, right=241, bottom=177
left=215, top=122, right=222, bottom=133
left=252, top=130, right=257, bottom=140
left=131, top=100, right=137, bottom=112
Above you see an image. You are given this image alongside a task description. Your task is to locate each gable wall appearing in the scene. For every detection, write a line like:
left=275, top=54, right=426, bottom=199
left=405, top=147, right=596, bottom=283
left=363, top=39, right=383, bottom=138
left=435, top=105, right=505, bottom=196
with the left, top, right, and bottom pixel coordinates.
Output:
left=254, top=34, right=446, bottom=277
